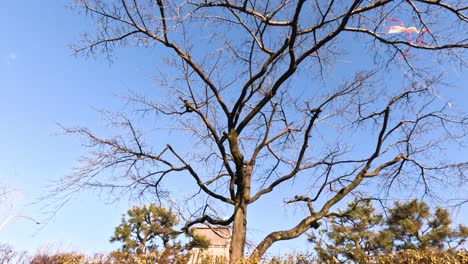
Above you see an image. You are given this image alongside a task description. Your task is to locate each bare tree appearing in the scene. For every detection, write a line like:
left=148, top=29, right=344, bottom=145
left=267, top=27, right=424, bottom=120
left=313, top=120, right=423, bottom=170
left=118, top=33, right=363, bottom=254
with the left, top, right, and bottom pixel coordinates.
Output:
left=60, top=0, right=467, bottom=262
left=0, top=244, right=29, bottom=264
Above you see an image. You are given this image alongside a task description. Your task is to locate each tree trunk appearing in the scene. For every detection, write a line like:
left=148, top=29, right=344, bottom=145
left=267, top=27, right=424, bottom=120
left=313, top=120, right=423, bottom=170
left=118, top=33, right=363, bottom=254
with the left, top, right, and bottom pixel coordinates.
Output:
left=229, top=201, right=247, bottom=264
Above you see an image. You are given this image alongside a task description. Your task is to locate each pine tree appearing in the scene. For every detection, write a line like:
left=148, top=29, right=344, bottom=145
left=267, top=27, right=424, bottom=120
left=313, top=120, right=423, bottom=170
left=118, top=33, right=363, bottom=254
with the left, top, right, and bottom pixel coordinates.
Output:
left=111, top=204, right=180, bottom=254
left=310, top=200, right=468, bottom=263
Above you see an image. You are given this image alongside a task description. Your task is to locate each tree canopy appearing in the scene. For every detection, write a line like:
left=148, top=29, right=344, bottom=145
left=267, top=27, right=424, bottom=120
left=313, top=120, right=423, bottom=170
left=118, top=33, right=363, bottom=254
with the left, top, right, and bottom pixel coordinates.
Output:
left=310, top=199, right=468, bottom=263
left=110, top=204, right=180, bottom=254
left=57, top=0, right=468, bottom=262
left=110, top=203, right=210, bottom=263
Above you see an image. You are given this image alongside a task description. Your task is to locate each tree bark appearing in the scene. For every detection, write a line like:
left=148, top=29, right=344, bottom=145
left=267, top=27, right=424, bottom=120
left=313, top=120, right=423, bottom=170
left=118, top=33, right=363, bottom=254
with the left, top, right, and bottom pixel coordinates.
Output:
left=227, top=128, right=250, bottom=263
left=230, top=200, right=247, bottom=264
left=249, top=216, right=316, bottom=261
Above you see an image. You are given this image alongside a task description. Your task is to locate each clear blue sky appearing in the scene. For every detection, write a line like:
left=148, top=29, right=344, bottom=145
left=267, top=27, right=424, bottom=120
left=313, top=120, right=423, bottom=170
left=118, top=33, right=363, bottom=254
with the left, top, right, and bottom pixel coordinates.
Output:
left=1, top=1, right=467, bottom=256
left=0, top=0, right=152, bottom=253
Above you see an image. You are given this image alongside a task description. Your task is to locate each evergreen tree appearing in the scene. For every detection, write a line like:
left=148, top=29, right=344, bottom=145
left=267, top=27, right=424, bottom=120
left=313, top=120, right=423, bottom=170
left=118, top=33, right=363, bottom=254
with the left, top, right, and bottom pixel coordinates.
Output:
left=110, top=204, right=209, bottom=263
left=310, top=200, right=468, bottom=263
left=110, top=204, right=180, bottom=255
